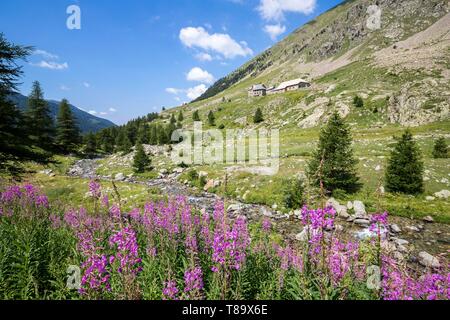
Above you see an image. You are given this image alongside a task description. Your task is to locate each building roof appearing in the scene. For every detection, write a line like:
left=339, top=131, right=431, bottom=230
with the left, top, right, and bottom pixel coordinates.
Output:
left=274, top=78, right=309, bottom=91
left=249, top=84, right=266, bottom=91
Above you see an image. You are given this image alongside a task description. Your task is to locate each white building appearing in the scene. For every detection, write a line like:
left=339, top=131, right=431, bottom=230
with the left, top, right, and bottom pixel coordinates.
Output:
left=248, top=84, right=267, bottom=97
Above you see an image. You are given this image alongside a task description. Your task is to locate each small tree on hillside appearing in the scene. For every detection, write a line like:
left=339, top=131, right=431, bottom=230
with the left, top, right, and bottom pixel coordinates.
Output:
left=193, top=110, right=200, bottom=122
left=353, top=95, right=364, bottom=108
left=385, top=129, right=424, bottom=194
left=55, top=99, right=80, bottom=154
left=253, top=107, right=264, bottom=124
left=208, top=110, right=216, bottom=126
left=133, top=143, right=151, bottom=173
left=432, top=137, right=448, bottom=159
left=178, top=110, right=184, bottom=122
left=307, top=111, right=361, bottom=194
left=170, top=113, right=176, bottom=125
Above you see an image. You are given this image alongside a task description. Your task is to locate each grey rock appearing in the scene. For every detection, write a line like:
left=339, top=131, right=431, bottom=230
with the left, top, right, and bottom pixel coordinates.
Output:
left=390, top=224, right=401, bottom=233
left=115, top=173, right=125, bottom=181
left=422, top=215, right=434, bottom=223
left=418, top=252, right=441, bottom=268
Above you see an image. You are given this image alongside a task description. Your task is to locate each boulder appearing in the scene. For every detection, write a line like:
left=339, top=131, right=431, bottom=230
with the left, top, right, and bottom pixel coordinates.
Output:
left=418, top=252, right=441, bottom=268
left=114, top=173, right=125, bottom=181
left=422, top=215, right=434, bottom=223
left=354, top=218, right=370, bottom=226
left=434, top=190, right=450, bottom=199
left=326, top=198, right=349, bottom=218
left=425, top=196, right=435, bottom=201
left=203, top=179, right=215, bottom=191
left=353, top=201, right=366, bottom=217
left=390, top=224, right=401, bottom=233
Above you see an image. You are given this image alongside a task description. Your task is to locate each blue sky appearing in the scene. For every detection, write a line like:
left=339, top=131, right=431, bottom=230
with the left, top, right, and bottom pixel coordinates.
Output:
left=0, top=0, right=343, bottom=124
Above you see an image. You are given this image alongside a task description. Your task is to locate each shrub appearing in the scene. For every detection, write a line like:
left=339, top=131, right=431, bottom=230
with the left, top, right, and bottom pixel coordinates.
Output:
left=385, top=130, right=424, bottom=194
left=432, top=137, right=448, bottom=159
left=282, top=178, right=305, bottom=209
left=353, top=96, right=364, bottom=108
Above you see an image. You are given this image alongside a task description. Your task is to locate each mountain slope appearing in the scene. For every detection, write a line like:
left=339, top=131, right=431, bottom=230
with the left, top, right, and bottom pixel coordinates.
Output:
left=9, top=93, right=116, bottom=133
left=174, top=0, right=449, bottom=129
left=197, top=0, right=448, bottom=102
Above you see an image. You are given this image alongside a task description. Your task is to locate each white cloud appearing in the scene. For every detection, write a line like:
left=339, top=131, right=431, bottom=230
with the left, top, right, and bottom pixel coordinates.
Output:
left=31, top=61, right=69, bottom=70
left=166, top=84, right=208, bottom=101
left=166, top=88, right=184, bottom=95
left=179, top=26, right=253, bottom=59
left=257, top=0, right=316, bottom=21
left=195, top=52, right=213, bottom=62
left=263, top=24, right=286, bottom=40
left=186, top=84, right=207, bottom=100
left=88, top=110, right=98, bottom=115
left=108, top=107, right=117, bottom=112
left=33, top=49, right=59, bottom=60
left=60, top=85, right=70, bottom=91
left=186, top=67, right=214, bottom=84
left=83, top=82, right=90, bottom=88
left=99, top=112, right=108, bottom=116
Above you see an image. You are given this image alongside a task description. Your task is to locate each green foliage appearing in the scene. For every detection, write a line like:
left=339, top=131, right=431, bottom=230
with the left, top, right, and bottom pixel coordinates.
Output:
left=353, top=95, right=364, bottom=108
left=385, top=130, right=424, bottom=194
left=133, top=143, right=151, bottom=173
left=0, top=33, right=52, bottom=176
left=115, top=130, right=132, bottom=154
left=208, top=110, right=216, bottom=126
left=432, top=137, right=448, bottom=159
left=0, top=202, right=75, bottom=299
left=192, top=110, right=201, bottom=122
left=83, top=133, right=97, bottom=157
left=307, top=112, right=361, bottom=194
left=26, top=81, right=55, bottom=151
left=177, top=110, right=184, bottom=122
left=253, top=107, right=264, bottom=124
left=55, top=99, right=81, bottom=154
left=282, top=178, right=305, bottom=209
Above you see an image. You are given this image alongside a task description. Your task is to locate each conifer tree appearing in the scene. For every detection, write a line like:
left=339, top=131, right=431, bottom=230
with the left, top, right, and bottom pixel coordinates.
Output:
left=55, top=99, right=80, bottom=154
left=26, top=81, right=55, bottom=150
left=178, top=110, right=184, bottom=122
left=133, top=143, right=151, bottom=173
left=253, top=107, right=264, bottom=124
left=307, top=111, right=361, bottom=194
left=0, top=33, right=51, bottom=175
left=83, top=132, right=97, bottom=157
left=432, top=137, right=448, bottom=159
left=208, top=110, right=216, bottom=126
left=385, top=129, right=424, bottom=194
left=170, top=113, right=176, bottom=125
left=115, top=130, right=132, bottom=154
left=193, top=110, right=200, bottom=122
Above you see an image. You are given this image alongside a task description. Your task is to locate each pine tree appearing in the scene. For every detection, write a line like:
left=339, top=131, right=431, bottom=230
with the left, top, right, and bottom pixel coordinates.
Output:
left=307, top=111, right=361, bottom=194
left=133, top=143, right=151, bottom=173
left=55, top=99, right=80, bottom=154
left=253, top=107, right=264, bottom=124
left=115, top=130, right=132, bottom=154
left=208, top=110, right=216, bottom=126
left=432, top=137, right=448, bottom=159
left=26, top=81, right=55, bottom=150
left=0, top=33, right=51, bottom=175
left=170, top=113, right=176, bottom=125
left=178, top=110, right=184, bottom=122
left=137, top=124, right=149, bottom=144
left=353, top=95, right=364, bottom=108
left=149, top=125, right=158, bottom=145
left=83, top=132, right=97, bottom=157
left=100, top=129, right=114, bottom=153
left=193, top=110, right=200, bottom=122
left=385, top=129, right=424, bottom=194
